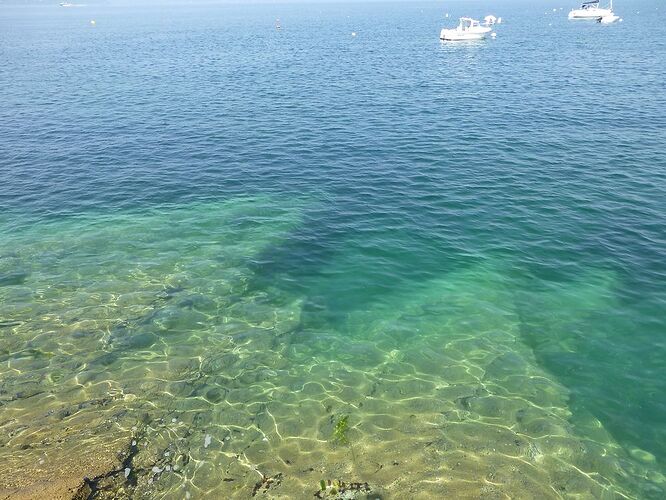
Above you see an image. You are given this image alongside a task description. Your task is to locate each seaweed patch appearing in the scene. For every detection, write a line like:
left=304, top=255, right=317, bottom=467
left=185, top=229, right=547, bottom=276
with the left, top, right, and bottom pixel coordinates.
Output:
left=252, top=472, right=283, bottom=497
left=314, top=479, right=373, bottom=499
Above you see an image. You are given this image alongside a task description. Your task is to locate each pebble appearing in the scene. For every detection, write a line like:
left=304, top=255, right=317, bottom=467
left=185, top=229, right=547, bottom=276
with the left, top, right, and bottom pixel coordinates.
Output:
left=629, top=448, right=656, bottom=463
left=172, top=418, right=177, bottom=423
left=204, top=434, right=212, bottom=448
left=124, top=468, right=131, bottom=479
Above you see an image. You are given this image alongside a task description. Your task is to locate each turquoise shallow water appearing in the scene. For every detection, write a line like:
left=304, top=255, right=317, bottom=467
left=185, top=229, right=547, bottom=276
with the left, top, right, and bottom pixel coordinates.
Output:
left=1, top=1, right=666, bottom=498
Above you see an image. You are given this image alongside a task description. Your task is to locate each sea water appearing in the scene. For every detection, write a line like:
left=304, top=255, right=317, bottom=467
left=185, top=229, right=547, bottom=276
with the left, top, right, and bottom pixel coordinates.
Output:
left=1, top=1, right=665, bottom=498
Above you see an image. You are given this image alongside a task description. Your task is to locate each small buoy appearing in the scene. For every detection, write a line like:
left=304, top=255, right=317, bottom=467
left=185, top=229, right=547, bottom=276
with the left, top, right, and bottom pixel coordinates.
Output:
left=90, top=20, right=96, bottom=25
left=445, top=13, right=449, bottom=18
left=351, top=32, right=356, bottom=37
left=491, top=32, right=497, bottom=38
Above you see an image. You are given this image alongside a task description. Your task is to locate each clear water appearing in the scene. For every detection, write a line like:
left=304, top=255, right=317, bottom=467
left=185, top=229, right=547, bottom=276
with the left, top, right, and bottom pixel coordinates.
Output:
left=1, top=1, right=665, bottom=498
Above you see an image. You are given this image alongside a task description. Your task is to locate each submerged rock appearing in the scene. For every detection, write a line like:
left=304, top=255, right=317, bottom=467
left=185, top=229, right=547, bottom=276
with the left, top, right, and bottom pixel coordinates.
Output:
left=0, top=272, right=28, bottom=287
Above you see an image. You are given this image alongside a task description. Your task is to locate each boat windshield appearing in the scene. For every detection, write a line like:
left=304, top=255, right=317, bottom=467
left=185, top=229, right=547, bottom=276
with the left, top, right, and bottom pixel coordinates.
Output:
left=459, top=17, right=474, bottom=28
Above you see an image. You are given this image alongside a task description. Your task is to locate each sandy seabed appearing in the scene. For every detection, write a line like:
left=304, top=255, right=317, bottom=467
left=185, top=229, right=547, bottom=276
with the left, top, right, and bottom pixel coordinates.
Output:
left=0, top=198, right=663, bottom=499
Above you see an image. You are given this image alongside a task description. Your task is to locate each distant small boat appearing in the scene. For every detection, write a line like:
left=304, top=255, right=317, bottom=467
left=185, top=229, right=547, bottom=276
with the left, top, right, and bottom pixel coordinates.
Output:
left=568, top=0, right=613, bottom=19
left=440, top=17, right=491, bottom=41
left=60, top=2, right=74, bottom=6
left=484, top=15, right=497, bottom=26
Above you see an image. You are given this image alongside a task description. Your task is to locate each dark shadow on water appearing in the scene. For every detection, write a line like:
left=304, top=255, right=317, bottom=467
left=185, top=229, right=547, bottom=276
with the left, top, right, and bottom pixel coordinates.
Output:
left=244, top=197, right=481, bottom=332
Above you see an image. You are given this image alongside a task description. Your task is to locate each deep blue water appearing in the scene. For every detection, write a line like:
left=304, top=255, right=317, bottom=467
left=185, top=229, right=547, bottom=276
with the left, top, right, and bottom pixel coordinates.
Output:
left=1, top=1, right=665, bottom=498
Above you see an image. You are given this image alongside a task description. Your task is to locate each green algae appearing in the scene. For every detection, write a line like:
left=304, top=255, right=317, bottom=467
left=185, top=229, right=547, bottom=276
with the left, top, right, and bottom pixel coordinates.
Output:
left=332, top=415, right=350, bottom=445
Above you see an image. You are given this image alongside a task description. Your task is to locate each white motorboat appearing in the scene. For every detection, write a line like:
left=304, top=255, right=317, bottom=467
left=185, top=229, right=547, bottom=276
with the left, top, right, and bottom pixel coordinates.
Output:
left=440, top=17, right=491, bottom=41
left=568, top=0, right=613, bottom=19
left=483, top=15, right=502, bottom=26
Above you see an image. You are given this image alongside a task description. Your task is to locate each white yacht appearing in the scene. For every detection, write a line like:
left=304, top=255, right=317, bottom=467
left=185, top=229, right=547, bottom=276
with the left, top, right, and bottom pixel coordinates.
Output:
left=440, top=17, right=491, bottom=41
left=568, top=0, right=613, bottom=19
